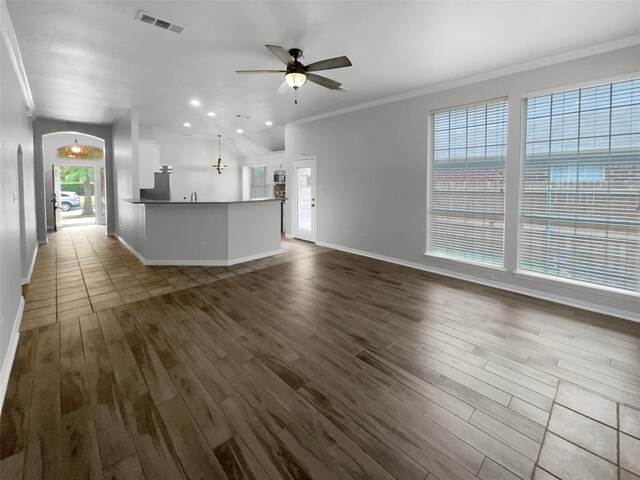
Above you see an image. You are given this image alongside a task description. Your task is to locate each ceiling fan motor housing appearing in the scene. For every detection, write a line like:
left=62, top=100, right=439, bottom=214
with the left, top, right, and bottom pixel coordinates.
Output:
left=287, top=61, right=306, bottom=74
left=288, top=48, right=303, bottom=60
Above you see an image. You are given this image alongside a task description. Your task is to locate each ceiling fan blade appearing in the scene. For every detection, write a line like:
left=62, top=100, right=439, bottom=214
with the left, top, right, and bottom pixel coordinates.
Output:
left=276, top=80, right=289, bottom=94
left=306, top=73, right=342, bottom=90
left=236, top=69, right=286, bottom=74
left=305, top=56, right=352, bottom=72
left=265, top=45, right=294, bottom=65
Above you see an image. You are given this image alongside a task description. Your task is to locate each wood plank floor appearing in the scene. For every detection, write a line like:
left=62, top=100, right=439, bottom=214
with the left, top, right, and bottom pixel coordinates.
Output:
left=2, top=226, right=640, bottom=480
left=17, top=226, right=322, bottom=331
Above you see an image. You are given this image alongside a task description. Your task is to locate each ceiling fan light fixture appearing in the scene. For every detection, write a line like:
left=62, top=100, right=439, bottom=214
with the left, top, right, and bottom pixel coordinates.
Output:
left=236, top=45, right=352, bottom=105
left=285, top=72, right=307, bottom=88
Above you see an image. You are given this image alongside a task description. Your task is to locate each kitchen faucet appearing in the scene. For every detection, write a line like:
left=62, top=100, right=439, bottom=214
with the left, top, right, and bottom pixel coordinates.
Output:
left=190, top=191, right=198, bottom=202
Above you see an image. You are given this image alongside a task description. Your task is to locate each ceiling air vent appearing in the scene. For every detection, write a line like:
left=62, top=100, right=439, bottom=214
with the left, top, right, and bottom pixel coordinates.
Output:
left=138, top=13, right=155, bottom=24
left=136, top=11, right=184, bottom=34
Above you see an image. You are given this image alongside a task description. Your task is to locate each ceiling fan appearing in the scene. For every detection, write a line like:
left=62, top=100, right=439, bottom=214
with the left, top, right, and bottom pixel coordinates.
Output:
left=236, top=45, right=352, bottom=103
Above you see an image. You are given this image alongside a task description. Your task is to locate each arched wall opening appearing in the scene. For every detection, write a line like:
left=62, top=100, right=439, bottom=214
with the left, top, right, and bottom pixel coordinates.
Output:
left=42, top=131, right=106, bottom=230
left=33, top=118, right=114, bottom=243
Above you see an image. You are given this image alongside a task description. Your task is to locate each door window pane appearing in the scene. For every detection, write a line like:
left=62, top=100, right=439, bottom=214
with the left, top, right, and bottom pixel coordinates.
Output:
left=297, top=167, right=312, bottom=231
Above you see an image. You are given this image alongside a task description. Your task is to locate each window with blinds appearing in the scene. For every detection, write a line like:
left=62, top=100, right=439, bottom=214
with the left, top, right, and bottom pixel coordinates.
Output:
left=249, top=166, right=270, bottom=199
left=429, top=100, right=508, bottom=266
left=520, top=78, right=640, bottom=292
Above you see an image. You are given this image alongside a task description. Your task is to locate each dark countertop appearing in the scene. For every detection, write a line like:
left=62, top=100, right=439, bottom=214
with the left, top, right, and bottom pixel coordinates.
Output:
left=129, top=198, right=284, bottom=205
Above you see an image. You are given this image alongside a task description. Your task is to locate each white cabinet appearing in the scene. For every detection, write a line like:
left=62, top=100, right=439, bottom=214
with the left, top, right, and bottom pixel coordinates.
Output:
left=139, top=140, right=160, bottom=189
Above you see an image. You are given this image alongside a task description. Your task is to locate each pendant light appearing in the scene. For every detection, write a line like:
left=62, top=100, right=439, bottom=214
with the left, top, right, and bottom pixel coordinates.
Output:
left=214, top=134, right=227, bottom=174
left=65, top=134, right=88, bottom=157
left=70, top=135, right=82, bottom=154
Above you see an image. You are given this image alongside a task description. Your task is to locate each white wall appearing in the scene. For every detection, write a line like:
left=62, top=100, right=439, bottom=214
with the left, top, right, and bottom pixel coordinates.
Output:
left=42, top=132, right=105, bottom=230
left=241, top=150, right=285, bottom=175
left=235, top=127, right=285, bottom=155
left=153, top=134, right=242, bottom=202
left=18, top=139, right=37, bottom=285
left=0, top=4, right=37, bottom=409
left=113, top=111, right=145, bottom=252
left=286, top=44, right=640, bottom=322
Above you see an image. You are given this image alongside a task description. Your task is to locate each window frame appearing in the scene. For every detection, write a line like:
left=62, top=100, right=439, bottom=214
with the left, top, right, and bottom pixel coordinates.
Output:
left=248, top=164, right=269, bottom=200
left=425, top=97, right=509, bottom=268
left=516, top=77, right=640, bottom=295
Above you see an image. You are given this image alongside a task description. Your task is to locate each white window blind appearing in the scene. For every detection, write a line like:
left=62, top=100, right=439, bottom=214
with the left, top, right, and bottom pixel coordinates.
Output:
left=249, top=166, right=270, bottom=199
left=429, top=100, right=507, bottom=266
left=520, top=78, right=640, bottom=292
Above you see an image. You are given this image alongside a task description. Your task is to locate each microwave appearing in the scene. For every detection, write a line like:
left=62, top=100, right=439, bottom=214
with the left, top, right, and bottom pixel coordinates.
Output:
left=274, top=169, right=285, bottom=183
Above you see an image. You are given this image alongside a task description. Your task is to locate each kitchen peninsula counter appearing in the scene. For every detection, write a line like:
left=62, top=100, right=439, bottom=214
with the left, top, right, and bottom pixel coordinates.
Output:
left=120, top=198, right=283, bottom=266
left=132, top=198, right=282, bottom=205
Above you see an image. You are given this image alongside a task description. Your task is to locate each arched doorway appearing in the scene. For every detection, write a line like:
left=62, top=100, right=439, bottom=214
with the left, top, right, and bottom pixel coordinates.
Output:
left=42, top=131, right=106, bottom=230
left=33, top=118, right=114, bottom=243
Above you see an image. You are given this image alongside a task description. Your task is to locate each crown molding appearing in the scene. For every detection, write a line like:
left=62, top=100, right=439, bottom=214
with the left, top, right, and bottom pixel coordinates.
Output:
left=289, top=33, right=640, bottom=127
left=1, top=0, right=35, bottom=113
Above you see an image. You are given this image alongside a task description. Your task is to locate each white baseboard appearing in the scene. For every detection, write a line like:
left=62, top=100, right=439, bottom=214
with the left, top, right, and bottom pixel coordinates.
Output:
left=115, top=234, right=285, bottom=267
left=284, top=233, right=294, bottom=239
left=317, top=241, right=640, bottom=324
left=114, top=234, right=146, bottom=264
left=140, top=249, right=287, bottom=266
left=21, top=244, right=38, bottom=285
left=0, top=296, right=24, bottom=414
left=228, top=249, right=287, bottom=266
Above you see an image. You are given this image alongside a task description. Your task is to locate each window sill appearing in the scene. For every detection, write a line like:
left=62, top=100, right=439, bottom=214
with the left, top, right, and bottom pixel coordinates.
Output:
left=513, top=270, right=640, bottom=299
left=423, top=252, right=507, bottom=273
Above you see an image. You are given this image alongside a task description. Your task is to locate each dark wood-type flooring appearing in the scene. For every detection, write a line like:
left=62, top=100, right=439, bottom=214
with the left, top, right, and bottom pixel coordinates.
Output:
left=2, top=226, right=640, bottom=480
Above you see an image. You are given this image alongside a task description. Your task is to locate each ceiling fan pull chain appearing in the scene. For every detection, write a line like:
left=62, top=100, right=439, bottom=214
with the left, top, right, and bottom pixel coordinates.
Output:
left=295, top=87, right=298, bottom=105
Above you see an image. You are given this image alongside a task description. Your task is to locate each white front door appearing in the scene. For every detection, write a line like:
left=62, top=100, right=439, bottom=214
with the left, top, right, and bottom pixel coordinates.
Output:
left=292, top=157, right=317, bottom=242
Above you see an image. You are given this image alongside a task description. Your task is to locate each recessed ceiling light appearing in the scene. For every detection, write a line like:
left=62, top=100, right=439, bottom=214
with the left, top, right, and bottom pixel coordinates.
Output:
left=190, top=99, right=201, bottom=106
left=236, top=129, right=243, bottom=134
left=207, top=112, right=216, bottom=117
left=265, top=121, right=273, bottom=126
left=183, top=122, right=191, bottom=127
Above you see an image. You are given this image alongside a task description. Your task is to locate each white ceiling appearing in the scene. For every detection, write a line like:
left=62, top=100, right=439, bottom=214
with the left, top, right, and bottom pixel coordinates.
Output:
left=7, top=1, right=640, bottom=145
